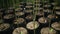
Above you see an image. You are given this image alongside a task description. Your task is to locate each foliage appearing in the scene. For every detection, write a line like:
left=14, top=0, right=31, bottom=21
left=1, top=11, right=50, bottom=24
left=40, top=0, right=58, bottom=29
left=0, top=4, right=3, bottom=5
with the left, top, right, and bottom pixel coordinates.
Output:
left=26, top=0, right=34, bottom=3
left=0, top=0, right=60, bottom=8
left=55, top=0, right=60, bottom=6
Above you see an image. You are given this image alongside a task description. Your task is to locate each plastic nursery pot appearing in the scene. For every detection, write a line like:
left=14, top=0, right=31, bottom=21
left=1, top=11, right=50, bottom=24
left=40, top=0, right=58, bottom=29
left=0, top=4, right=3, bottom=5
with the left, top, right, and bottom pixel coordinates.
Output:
left=38, top=17, right=49, bottom=24
left=51, top=2, right=56, bottom=6
left=38, top=17, right=49, bottom=27
left=26, top=21, right=39, bottom=30
left=42, top=1, right=49, bottom=4
left=34, top=4, right=42, bottom=7
left=43, top=4, right=52, bottom=9
left=21, top=2, right=26, bottom=5
left=55, top=6, right=60, bottom=11
left=19, top=4, right=24, bottom=8
left=26, top=2, right=33, bottom=6
left=20, top=2, right=26, bottom=5
left=47, top=14, right=57, bottom=21
left=35, top=0, right=40, bottom=2
left=5, top=9, right=14, bottom=14
left=7, top=7, right=14, bottom=14
left=0, top=23, right=11, bottom=34
left=54, top=14, right=60, bottom=22
left=15, top=11, right=25, bottom=18
left=3, top=14, right=14, bottom=24
left=13, top=18, right=25, bottom=28
left=43, top=9, right=52, bottom=13
left=12, top=27, right=28, bottom=34
left=36, top=11, right=44, bottom=17
left=20, top=2, right=26, bottom=8
left=51, top=22, right=60, bottom=32
left=25, top=14, right=33, bottom=22
left=26, top=5, right=33, bottom=9
left=15, top=8, right=23, bottom=11
left=44, top=11, right=51, bottom=17
left=24, top=9, right=33, bottom=14
left=40, top=27, right=57, bottom=34
left=55, top=11, right=60, bottom=15
left=34, top=7, right=41, bottom=11
left=0, top=8, right=5, bottom=13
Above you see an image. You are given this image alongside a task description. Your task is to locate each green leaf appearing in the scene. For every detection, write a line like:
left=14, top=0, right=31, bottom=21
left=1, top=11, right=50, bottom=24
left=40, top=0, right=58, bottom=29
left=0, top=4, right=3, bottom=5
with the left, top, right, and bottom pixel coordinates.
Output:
left=50, top=28, right=54, bottom=32
left=20, top=31, right=23, bottom=34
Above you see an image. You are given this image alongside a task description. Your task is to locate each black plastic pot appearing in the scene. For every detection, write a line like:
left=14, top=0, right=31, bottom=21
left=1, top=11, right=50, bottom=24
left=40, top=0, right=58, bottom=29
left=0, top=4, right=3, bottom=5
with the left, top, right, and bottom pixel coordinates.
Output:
left=0, top=23, right=12, bottom=34
left=14, top=11, right=25, bottom=18
left=3, top=14, right=14, bottom=24
left=25, top=14, right=33, bottom=22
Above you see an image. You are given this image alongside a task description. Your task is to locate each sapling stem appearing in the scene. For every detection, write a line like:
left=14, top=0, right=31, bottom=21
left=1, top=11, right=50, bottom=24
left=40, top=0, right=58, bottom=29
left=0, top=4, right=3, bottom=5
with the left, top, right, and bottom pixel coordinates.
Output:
left=42, top=0, right=44, bottom=17
left=48, top=18, right=53, bottom=32
left=12, top=0, right=15, bottom=8
left=47, top=0, right=51, bottom=31
left=32, top=0, right=36, bottom=34
left=9, top=0, right=11, bottom=7
left=1, top=0, right=4, bottom=20
left=47, top=0, right=54, bottom=32
left=13, top=0, right=19, bottom=19
left=15, top=0, right=20, bottom=9
left=32, top=0, right=35, bottom=22
left=7, top=0, right=9, bottom=9
left=49, top=19, right=51, bottom=29
left=20, top=31, right=22, bottom=34
left=32, top=0, right=38, bottom=34
left=51, top=0, right=57, bottom=15
left=9, top=0, right=13, bottom=7
left=12, top=0, right=19, bottom=27
left=2, top=0, right=4, bottom=8
left=12, top=0, right=15, bottom=17
left=52, top=0, right=56, bottom=15
left=16, top=0, right=20, bottom=26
